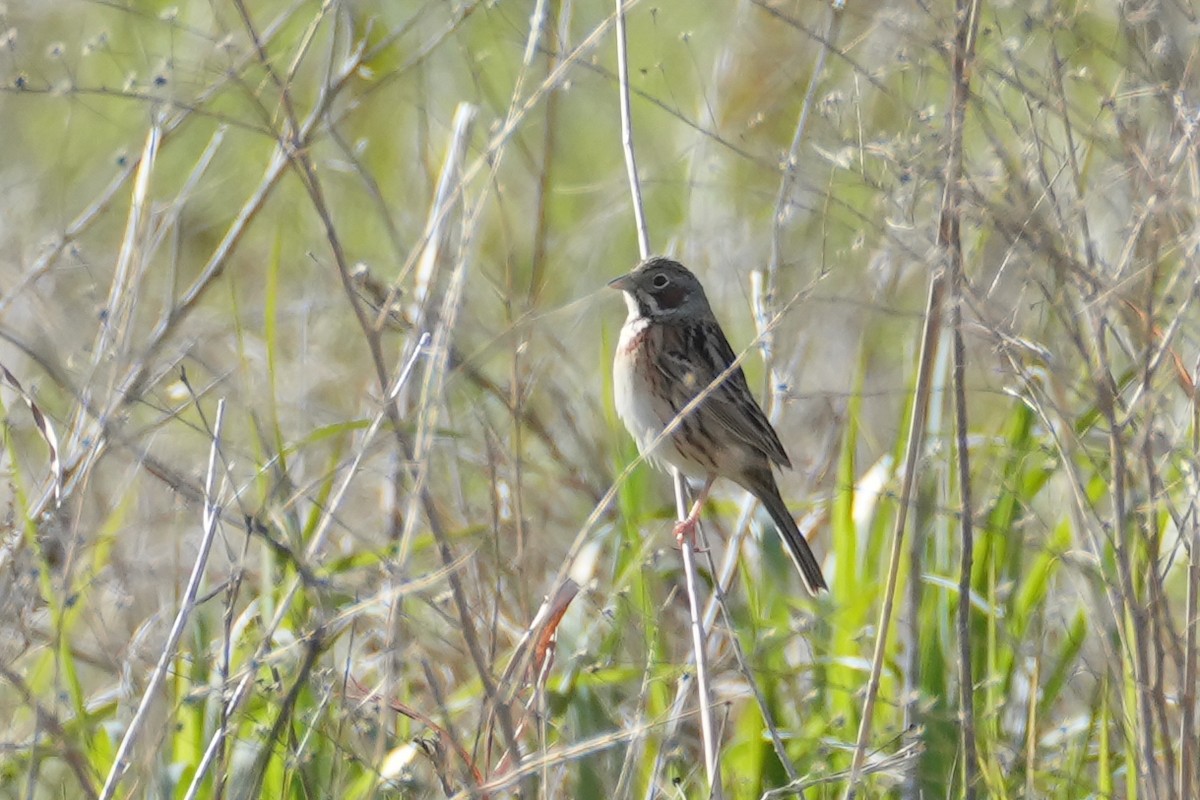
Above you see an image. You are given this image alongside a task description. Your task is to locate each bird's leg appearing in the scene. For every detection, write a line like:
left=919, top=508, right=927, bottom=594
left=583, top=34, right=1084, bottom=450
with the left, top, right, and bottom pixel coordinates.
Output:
left=673, top=475, right=716, bottom=547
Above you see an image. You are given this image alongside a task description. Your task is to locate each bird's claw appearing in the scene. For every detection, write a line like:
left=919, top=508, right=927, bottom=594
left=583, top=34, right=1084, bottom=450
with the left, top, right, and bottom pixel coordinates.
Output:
left=672, top=518, right=707, bottom=552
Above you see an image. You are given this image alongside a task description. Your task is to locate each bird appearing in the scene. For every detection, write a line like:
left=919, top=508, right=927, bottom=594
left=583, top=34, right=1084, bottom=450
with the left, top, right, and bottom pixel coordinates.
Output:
left=609, top=255, right=827, bottom=595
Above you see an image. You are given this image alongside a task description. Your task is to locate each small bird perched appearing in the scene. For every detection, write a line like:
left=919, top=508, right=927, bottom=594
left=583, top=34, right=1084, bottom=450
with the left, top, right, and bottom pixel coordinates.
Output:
left=609, top=256, right=827, bottom=595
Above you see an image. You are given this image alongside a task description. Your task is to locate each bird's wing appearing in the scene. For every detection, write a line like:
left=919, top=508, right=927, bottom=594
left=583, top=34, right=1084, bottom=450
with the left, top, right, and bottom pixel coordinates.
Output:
left=656, top=319, right=792, bottom=470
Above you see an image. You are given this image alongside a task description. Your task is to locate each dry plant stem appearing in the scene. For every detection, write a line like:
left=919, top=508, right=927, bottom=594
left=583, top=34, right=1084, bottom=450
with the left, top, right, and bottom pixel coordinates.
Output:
left=387, top=116, right=471, bottom=745
left=240, top=2, right=525, bottom=770
left=843, top=274, right=943, bottom=800
left=1143, top=420, right=1180, bottom=800
left=422, top=70, right=588, bottom=768
left=615, top=0, right=650, bottom=260
left=507, top=0, right=557, bottom=572
left=396, top=103, right=478, bottom=562
left=764, top=742, right=924, bottom=798
left=509, top=0, right=553, bottom=569
left=364, top=83, right=465, bottom=753
left=429, top=103, right=559, bottom=771
left=696, top=508, right=803, bottom=782
left=674, top=469, right=723, bottom=795
left=370, top=2, right=635, bottom=296
left=466, top=0, right=555, bottom=579
left=242, top=629, right=326, bottom=796
left=65, top=123, right=160, bottom=508
left=91, top=124, right=158, bottom=375
left=492, top=582, right=580, bottom=783
left=447, top=718, right=664, bottom=800
left=215, top=533, right=248, bottom=799
left=182, top=338, right=431, bottom=799
left=1183, top=362, right=1200, bottom=800
left=106, top=3, right=367, bottom=412
left=401, top=105, right=477, bottom=342
left=615, top=0, right=721, bottom=794
left=643, top=494, right=803, bottom=799
left=844, top=0, right=981, bottom=795
left=762, top=1, right=843, bottom=404
left=949, top=235, right=978, bottom=800
left=1096, top=322, right=1162, bottom=795
left=997, top=296, right=1144, bottom=780
left=617, top=644, right=659, bottom=798
left=98, top=400, right=226, bottom=800
left=527, top=0, right=565, bottom=302
left=1052, top=31, right=1183, bottom=788
left=943, top=2, right=983, bottom=796
left=412, top=250, right=525, bottom=765
left=900, top=358, right=930, bottom=800
left=0, top=0, right=302, bottom=321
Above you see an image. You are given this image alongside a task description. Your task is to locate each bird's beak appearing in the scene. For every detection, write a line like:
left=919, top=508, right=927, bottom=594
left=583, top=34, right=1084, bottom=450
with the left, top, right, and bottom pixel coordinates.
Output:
left=608, top=273, right=634, bottom=292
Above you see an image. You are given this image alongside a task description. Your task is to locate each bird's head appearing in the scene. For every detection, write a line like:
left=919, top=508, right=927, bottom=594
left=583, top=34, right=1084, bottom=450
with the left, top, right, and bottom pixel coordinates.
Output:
left=608, top=256, right=714, bottom=322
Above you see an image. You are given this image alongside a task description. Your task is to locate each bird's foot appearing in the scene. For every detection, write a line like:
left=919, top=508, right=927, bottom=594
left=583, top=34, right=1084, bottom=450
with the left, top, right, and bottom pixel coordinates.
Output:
left=669, top=473, right=716, bottom=552
left=672, top=517, right=707, bottom=552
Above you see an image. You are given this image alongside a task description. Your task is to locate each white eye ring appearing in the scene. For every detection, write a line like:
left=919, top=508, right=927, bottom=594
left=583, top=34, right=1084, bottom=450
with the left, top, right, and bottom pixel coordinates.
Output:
left=652, top=273, right=669, bottom=289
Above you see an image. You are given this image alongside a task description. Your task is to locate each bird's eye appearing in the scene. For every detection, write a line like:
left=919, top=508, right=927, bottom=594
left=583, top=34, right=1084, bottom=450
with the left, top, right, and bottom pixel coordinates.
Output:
left=651, top=273, right=669, bottom=289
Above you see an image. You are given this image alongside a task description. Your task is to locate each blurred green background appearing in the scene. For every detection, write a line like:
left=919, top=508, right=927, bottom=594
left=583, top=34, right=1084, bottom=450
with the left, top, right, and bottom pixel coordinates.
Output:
left=0, top=1, right=1197, bottom=798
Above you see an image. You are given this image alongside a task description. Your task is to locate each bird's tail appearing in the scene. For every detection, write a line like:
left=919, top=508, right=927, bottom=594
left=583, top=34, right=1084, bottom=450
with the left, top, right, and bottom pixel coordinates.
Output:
left=752, top=474, right=827, bottom=595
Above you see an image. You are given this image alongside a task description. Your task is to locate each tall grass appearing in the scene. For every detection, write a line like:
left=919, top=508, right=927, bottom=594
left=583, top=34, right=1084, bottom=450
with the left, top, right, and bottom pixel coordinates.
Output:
left=0, top=1, right=1196, bottom=798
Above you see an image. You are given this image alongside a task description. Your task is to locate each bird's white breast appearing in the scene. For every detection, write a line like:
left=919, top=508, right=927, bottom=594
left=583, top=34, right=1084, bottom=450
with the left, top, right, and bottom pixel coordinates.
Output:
left=614, top=314, right=681, bottom=471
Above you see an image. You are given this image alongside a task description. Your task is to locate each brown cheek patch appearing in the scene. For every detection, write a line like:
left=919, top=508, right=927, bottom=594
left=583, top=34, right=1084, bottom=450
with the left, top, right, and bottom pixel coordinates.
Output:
left=655, top=284, right=687, bottom=309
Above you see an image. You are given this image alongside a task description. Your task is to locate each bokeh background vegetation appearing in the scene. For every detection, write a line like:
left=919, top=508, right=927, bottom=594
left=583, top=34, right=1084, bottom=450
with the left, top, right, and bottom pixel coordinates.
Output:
left=1, top=0, right=1198, bottom=798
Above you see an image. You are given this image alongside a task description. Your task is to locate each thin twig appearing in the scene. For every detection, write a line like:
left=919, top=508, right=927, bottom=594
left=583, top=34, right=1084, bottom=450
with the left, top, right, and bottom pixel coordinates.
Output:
left=762, top=1, right=844, bottom=408
left=673, top=467, right=723, bottom=794
left=98, top=399, right=226, bottom=800
left=615, top=0, right=720, bottom=794
left=616, top=0, right=650, bottom=259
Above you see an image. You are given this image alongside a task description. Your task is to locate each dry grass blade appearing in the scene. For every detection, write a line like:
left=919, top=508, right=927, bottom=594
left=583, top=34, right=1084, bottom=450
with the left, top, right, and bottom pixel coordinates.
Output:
left=402, top=103, right=479, bottom=337
left=498, top=578, right=580, bottom=691
left=447, top=719, right=665, bottom=800
left=0, top=363, right=62, bottom=506
left=764, top=738, right=923, bottom=799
